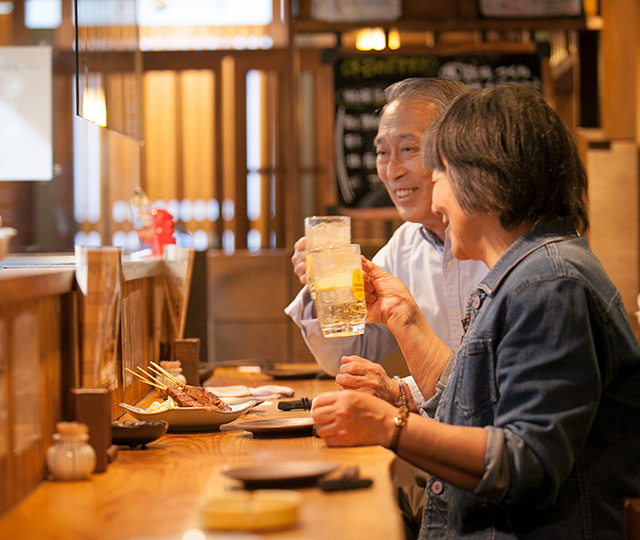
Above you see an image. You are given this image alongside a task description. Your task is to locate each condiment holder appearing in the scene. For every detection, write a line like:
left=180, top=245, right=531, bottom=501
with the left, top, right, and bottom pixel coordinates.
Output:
left=46, top=421, right=96, bottom=481
left=159, top=360, right=187, bottom=387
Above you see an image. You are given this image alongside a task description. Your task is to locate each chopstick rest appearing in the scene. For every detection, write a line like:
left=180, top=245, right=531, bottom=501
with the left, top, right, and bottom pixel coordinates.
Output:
left=278, top=397, right=312, bottom=411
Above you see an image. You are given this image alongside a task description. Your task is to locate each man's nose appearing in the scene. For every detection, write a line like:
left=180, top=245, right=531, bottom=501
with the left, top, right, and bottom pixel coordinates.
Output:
left=386, top=152, right=405, bottom=179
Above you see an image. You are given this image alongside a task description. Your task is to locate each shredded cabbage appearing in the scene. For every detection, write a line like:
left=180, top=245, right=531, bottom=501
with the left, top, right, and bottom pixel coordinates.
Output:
left=147, top=396, right=177, bottom=412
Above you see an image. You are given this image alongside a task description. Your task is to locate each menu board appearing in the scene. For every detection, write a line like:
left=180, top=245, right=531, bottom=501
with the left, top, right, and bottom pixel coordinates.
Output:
left=334, top=53, right=542, bottom=208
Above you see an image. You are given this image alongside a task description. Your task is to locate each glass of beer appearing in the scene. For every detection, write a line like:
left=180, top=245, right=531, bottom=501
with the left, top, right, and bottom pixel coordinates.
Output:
left=304, top=215, right=351, bottom=299
left=309, top=243, right=367, bottom=338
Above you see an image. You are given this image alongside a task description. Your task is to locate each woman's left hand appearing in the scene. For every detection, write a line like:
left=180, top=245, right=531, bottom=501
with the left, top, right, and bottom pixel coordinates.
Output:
left=311, top=390, right=396, bottom=447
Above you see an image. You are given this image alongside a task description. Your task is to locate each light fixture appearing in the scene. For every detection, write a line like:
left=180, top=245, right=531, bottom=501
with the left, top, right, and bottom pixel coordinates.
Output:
left=355, top=27, right=386, bottom=51
left=388, top=28, right=401, bottom=50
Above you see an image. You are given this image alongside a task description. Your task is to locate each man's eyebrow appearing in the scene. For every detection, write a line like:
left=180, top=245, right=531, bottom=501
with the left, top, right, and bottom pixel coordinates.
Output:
left=374, top=133, right=420, bottom=146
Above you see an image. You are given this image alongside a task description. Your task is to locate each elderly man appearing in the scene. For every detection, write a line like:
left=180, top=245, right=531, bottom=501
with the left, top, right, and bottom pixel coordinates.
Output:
left=285, top=79, right=488, bottom=539
left=286, top=78, right=487, bottom=413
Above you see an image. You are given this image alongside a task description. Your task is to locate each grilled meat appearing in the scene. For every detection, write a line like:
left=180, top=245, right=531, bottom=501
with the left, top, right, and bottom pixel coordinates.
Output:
left=161, top=385, right=231, bottom=411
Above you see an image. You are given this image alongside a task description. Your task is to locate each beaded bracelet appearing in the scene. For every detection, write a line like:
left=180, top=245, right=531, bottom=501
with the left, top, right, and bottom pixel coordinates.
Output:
left=390, top=376, right=410, bottom=453
left=393, top=375, right=408, bottom=409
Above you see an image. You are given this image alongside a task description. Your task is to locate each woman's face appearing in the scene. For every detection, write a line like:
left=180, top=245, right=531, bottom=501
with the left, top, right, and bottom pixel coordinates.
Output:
left=431, top=168, right=481, bottom=261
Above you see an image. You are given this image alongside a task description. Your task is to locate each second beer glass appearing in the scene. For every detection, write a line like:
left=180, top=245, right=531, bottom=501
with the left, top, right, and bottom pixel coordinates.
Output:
left=308, top=243, right=366, bottom=337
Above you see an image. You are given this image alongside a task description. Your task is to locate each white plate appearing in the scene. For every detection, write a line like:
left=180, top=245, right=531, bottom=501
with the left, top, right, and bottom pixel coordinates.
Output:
left=222, top=397, right=265, bottom=407
left=118, top=401, right=257, bottom=432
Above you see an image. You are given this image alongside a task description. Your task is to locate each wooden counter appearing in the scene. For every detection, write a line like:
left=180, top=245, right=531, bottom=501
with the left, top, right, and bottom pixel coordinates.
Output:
left=0, top=246, right=195, bottom=515
left=0, top=367, right=405, bottom=540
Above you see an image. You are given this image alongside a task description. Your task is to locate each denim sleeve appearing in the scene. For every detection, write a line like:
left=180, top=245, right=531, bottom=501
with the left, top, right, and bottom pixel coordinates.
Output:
left=475, top=278, right=602, bottom=508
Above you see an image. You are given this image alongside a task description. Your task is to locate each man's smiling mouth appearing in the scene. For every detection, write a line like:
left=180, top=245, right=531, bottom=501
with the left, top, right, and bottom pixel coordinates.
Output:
left=395, top=188, right=418, bottom=198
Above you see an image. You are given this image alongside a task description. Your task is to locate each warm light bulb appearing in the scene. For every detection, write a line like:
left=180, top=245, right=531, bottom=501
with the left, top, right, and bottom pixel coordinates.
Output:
left=355, top=27, right=386, bottom=51
left=388, top=29, right=401, bottom=50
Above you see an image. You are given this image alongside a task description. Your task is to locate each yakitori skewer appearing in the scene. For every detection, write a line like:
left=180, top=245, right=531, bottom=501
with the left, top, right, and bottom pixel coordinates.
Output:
left=148, top=361, right=185, bottom=387
left=125, top=363, right=231, bottom=411
left=125, top=367, right=165, bottom=389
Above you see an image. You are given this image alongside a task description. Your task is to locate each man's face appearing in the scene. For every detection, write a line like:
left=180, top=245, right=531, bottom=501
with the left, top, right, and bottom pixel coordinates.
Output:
left=374, top=98, right=442, bottom=231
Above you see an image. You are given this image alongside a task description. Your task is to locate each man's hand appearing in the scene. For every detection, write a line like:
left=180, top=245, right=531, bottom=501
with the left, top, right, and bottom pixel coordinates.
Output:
left=291, top=236, right=308, bottom=285
left=336, top=356, right=399, bottom=403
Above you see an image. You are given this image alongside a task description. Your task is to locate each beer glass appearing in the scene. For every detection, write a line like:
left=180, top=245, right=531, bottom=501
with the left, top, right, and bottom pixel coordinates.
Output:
left=308, top=243, right=366, bottom=338
left=304, top=215, right=351, bottom=298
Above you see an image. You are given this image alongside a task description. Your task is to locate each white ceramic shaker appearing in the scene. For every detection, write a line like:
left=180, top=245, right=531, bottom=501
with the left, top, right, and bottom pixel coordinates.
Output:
left=46, top=421, right=96, bottom=481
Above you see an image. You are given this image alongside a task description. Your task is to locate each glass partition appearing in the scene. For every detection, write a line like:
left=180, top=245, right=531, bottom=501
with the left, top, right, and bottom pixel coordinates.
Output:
left=74, top=0, right=142, bottom=140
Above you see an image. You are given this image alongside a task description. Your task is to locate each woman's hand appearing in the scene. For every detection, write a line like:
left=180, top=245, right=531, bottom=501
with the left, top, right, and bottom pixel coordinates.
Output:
left=290, top=237, right=308, bottom=285
left=362, top=258, right=421, bottom=329
left=335, top=356, right=400, bottom=405
left=311, top=390, right=396, bottom=447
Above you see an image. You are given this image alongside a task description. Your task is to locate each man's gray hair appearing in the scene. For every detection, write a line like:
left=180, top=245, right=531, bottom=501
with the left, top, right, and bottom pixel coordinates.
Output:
left=383, top=77, right=469, bottom=115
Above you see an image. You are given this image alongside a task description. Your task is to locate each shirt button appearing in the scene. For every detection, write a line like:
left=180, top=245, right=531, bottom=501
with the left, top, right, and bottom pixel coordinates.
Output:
left=473, top=296, right=482, bottom=309
left=451, top=310, right=458, bottom=318
left=431, top=481, right=443, bottom=495
left=447, top=260, right=454, bottom=268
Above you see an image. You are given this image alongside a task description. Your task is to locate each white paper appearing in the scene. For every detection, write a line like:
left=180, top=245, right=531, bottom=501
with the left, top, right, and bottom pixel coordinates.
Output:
left=0, top=46, right=52, bottom=181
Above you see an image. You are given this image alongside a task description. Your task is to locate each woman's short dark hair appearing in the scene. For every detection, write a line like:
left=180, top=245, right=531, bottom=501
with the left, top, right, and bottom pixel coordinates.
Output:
left=422, top=83, right=589, bottom=233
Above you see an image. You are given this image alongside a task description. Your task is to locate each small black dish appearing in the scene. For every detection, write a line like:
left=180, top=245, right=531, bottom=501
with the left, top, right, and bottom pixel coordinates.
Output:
left=111, top=420, right=169, bottom=448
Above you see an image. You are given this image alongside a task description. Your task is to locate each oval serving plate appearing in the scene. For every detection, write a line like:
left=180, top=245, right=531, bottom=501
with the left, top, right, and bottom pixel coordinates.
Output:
left=222, top=461, right=339, bottom=489
left=233, top=417, right=315, bottom=438
left=118, top=400, right=257, bottom=432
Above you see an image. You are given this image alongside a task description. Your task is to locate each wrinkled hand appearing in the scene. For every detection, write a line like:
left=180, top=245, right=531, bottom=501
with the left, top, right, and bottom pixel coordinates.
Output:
left=311, top=390, right=396, bottom=447
left=335, top=356, right=398, bottom=404
left=362, top=258, right=421, bottom=328
left=291, top=237, right=308, bottom=285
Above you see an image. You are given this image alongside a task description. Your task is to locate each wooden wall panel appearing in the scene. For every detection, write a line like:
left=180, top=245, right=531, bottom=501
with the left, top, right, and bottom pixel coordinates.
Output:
left=600, top=0, right=638, bottom=140
left=207, top=249, right=314, bottom=365
left=585, top=140, right=639, bottom=314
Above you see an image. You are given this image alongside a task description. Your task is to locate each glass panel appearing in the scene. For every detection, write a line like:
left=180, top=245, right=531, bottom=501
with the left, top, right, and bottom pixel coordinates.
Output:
left=75, top=0, right=142, bottom=140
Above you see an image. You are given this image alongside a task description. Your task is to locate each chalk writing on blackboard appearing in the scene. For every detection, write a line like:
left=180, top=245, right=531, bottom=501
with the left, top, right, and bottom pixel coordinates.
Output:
left=334, top=53, right=542, bottom=208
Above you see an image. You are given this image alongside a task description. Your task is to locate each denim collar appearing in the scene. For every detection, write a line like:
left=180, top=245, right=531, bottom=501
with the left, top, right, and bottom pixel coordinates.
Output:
left=476, top=220, right=579, bottom=299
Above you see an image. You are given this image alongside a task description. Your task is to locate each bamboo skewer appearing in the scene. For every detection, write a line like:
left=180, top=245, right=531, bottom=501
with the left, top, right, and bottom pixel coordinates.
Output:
left=149, top=361, right=185, bottom=387
left=125, top=367, right=165, bottom=389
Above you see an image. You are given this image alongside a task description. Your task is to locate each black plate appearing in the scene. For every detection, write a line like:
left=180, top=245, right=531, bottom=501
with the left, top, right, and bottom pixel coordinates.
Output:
left=222, top=461, right=338, bottom=489
left=262, top=368, right=322, bottom=380
left=233, top=417, right=315, bottom=438
left=111, top=420, right=168, bottom=448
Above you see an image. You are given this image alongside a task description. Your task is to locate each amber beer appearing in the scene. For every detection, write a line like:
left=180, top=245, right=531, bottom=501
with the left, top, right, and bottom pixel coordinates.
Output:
left=309, top=244, right=366, bottom=338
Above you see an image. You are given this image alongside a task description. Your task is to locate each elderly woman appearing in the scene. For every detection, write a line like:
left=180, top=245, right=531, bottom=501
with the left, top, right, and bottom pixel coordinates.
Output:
left=311, top=83, right=640, bottom=539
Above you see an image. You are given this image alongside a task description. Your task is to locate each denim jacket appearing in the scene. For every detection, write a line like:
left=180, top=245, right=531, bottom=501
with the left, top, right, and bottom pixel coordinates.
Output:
left=420, top=221, right=640, bottom=540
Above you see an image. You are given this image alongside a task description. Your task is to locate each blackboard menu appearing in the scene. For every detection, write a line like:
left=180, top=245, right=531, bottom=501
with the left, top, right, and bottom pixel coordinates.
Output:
left=334, top=53, right=542, bottom=208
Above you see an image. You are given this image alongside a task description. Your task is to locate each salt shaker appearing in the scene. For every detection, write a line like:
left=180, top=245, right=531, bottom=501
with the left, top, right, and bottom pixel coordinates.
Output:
left=46, top=421, right=96, bottom=481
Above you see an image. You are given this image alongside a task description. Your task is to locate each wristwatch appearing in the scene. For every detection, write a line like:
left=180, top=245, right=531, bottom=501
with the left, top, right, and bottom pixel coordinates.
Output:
left=390, top=406, right=409, bottom=452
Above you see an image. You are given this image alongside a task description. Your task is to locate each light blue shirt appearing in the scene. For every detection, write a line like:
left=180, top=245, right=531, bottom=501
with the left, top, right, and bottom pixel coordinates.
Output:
left=285, top=221, right=488, bottom=409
